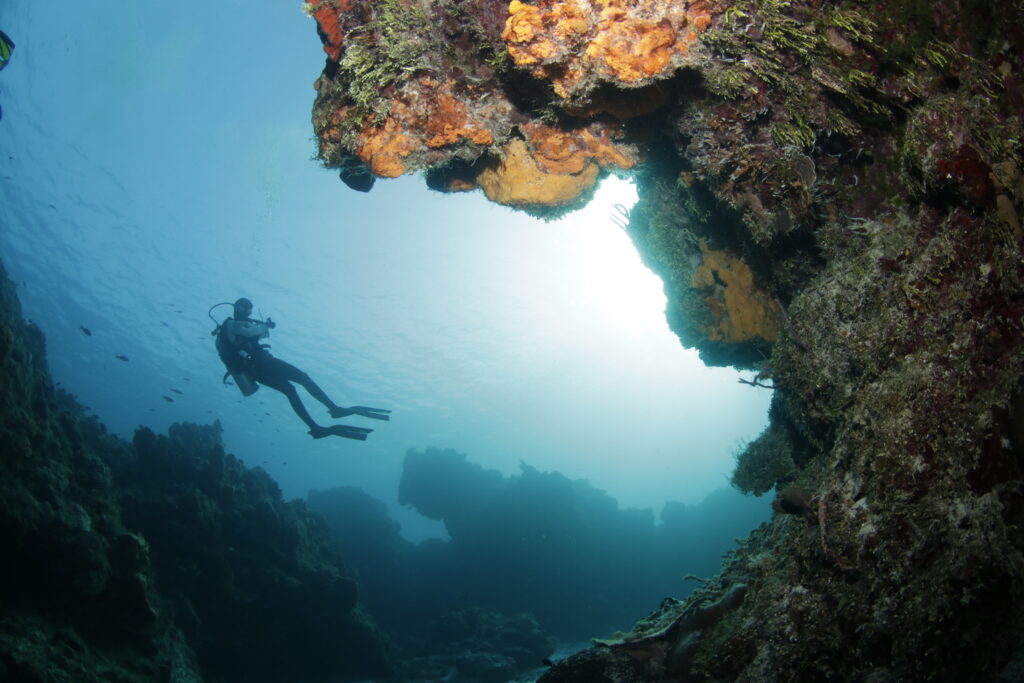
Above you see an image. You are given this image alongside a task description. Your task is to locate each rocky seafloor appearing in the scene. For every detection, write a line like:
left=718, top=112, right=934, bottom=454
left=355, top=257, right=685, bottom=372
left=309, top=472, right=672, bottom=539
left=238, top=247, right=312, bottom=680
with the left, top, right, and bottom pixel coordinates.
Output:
left=303, top=0, right=1024, bottom=679
left=0, top=261, right=559, bottom=682
left=0, top=259, right=387, bottom=681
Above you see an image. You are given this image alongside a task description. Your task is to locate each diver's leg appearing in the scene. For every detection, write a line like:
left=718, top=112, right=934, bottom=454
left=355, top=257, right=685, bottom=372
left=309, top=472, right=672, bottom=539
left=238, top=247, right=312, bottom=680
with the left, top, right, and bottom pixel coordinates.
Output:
left=277, top=382, right=320, bottom=431
left=262, top=380, right=371, bottom=439
left=272, top=358, right=340, bottom=412
left=297, top=373, right=337, bottom=410
left=254, top=362, right=322, bottom=430
left=270, top=361, right=391, bottom=421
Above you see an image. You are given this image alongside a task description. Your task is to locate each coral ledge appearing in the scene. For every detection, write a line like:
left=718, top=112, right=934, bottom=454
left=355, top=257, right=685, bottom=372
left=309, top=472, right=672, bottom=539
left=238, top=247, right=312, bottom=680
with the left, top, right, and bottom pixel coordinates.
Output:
left=306, top=0, right=1024, bottom=679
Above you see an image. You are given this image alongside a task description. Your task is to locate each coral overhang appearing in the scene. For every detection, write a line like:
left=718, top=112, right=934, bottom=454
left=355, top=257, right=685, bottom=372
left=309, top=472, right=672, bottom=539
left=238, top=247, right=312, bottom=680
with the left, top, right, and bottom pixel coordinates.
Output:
left=307, top=0, right=1024, bottom=679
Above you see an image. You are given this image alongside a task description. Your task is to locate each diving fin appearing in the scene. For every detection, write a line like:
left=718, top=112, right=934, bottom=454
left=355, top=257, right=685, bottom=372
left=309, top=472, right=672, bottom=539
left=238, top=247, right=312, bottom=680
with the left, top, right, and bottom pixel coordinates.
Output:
left=330, top=405, right=391, bottom=421
left=0, top=30, right=14, bottom=71
left=310, top=424, right=374, bottom=441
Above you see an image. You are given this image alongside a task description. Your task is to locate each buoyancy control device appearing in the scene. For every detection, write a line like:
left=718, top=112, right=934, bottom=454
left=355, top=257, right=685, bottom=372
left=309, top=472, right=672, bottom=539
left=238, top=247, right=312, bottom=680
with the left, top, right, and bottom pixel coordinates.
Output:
left=209, top=302, right=260, bottom=396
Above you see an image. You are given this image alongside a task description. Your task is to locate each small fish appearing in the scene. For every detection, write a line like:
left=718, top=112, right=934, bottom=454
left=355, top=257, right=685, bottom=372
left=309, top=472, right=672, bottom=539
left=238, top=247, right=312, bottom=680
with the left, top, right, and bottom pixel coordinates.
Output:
left=162, top=395, right=174, bottom=403
left=79, top=326, right=92, bottom=336
left=115, top=354, right=129, bottom=362
left=183, top=377, right=191, bottom=382
left=160, top=321, right=169, bottom=328
left=170, top=388, right=183, bottom=395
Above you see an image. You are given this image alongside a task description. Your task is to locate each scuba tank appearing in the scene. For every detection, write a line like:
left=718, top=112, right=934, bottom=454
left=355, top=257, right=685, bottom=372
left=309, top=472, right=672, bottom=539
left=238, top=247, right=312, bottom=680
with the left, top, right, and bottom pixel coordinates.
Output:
left=209, top=302, right=260, bottom=396
left=216, top=331, right=260, bottom=396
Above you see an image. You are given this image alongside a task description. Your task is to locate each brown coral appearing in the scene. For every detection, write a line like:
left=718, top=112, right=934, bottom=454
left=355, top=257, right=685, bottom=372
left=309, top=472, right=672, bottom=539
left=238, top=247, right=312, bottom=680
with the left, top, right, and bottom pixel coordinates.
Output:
left=353, top=78, right=498, bottom=178
left=422, top=90, right=496, bottom=149
left=521, top=120, right=639, bottom=175
left=691, top=242, right=781, bottom=344
left=503, top=0, right=713, bottom=97
left=585, top=8, right=677, bottom=82
left=504, top=0, right=591, bottom=66
left=309, top=0, right=352, bottom=62
left=476, top=139, right=600, bottom=209
left=356, top=117, right=420, bottom=178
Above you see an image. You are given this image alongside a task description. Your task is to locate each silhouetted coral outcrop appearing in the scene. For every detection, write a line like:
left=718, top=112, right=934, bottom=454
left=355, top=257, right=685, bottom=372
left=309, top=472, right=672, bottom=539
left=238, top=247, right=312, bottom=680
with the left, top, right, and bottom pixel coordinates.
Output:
left=0, top=260, right=390, bottom=682
left=316, top=447, right=765, bottom=642
left=114, top=423, right=391, bottom=683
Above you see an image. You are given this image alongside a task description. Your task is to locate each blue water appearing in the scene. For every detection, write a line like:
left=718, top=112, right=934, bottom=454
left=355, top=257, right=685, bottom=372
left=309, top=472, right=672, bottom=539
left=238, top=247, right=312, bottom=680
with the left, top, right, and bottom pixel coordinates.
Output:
left=0, top=3, right=771, bottom=542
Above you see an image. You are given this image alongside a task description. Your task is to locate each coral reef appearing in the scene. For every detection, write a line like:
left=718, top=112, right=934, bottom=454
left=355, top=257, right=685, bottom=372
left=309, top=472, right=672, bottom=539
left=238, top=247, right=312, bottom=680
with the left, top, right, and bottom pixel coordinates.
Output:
left=401, top=607, right=556, bottom=683
left=307, top=0, right=1024, bottom=678
left=308, top=0, right=648, bottom=214
left=307, top=486, right=562, bottom=682
left=114, top=423, right=391, bottom=683
left=310, top=450, right=767, bottom=644
left=0, top=260, right=390, bottom=682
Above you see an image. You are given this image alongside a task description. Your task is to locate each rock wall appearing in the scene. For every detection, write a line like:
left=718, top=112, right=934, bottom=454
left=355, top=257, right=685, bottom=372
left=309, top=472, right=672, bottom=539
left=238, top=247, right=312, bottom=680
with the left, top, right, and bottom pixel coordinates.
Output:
left=0, top=261, right=390, bottom=682
left=308, top=448, right=766, bottom=642
left=306, top=0, right=1024, bottom=679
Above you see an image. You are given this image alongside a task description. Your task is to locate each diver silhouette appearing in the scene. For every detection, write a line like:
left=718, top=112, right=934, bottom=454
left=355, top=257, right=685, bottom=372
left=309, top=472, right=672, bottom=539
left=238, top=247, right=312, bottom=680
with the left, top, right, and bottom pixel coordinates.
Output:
left=211, top=297, right=390, bottom=440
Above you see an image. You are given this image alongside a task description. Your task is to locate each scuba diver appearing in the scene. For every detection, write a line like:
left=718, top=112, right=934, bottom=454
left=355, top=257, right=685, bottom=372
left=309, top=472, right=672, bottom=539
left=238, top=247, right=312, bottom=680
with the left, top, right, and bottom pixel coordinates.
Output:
left=210, top=297, right=390, bottom=440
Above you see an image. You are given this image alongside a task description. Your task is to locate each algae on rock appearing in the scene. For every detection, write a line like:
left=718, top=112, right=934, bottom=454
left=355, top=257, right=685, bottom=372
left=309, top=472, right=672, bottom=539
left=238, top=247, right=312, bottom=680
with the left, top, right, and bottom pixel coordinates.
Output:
left=308, top=0, right=1024, bottom=679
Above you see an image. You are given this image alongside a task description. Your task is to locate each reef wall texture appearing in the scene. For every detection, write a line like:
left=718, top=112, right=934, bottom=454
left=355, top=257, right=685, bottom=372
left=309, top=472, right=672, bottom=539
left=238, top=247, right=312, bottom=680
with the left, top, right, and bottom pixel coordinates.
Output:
left=0, top=261, right=391, bottom=682
left=308, top=0, right=1024, bottom=679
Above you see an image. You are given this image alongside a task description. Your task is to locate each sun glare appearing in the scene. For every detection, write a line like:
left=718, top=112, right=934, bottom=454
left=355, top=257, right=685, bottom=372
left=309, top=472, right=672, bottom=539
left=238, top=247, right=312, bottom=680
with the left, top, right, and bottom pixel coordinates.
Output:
left=559, top=177, right=668, bottom=335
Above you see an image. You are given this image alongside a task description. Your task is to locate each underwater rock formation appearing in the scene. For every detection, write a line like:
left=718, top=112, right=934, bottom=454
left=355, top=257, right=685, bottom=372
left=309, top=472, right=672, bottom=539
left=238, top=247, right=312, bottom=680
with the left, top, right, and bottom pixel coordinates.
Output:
left=309, top=452, right=766, bottom=647
left=307, top=0, right=1024, bottom=679
left=113, top=424, right=391, bottom=683
left=392, top=447, right=767, bottom=641
left=402, top=606, right=556, bottom=683
left=308, top=488, right=559, bottom=682
left=0, top=260, right=390, bottom=682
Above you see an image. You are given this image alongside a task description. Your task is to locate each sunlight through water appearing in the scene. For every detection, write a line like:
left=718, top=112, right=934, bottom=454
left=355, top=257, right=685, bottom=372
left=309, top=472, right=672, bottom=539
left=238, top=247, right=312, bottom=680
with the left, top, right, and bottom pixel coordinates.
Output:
left=557, top=177, right=666, bottom=335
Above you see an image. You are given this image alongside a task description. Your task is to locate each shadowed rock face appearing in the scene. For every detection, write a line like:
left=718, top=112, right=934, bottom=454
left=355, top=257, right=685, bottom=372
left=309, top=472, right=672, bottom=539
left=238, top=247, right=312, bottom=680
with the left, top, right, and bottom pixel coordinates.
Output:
left=0, top=261, right=391, bottom=683
left=308, top=0, right=1024, bottom=679
left=309, top=456, right=768, bottom=653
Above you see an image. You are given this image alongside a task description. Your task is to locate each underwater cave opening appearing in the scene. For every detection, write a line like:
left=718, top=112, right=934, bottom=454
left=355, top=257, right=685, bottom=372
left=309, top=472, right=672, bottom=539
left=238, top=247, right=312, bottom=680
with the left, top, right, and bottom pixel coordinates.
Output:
left=0, top=0, right=783, bottom=669
left=0, top=1, right=773, bottom=544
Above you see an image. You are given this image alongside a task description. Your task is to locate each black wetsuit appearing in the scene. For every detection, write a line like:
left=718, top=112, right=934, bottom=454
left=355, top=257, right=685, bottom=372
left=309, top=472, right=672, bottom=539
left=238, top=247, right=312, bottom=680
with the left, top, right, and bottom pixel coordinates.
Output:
left=219, top=316, right=335, bottom=430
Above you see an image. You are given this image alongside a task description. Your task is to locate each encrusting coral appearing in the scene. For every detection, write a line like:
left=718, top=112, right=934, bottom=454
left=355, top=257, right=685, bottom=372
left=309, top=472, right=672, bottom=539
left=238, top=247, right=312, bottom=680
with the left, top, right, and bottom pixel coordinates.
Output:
left=308, top=0, right=1024, bottom=679
left=308, top=0, right=670, bottom=213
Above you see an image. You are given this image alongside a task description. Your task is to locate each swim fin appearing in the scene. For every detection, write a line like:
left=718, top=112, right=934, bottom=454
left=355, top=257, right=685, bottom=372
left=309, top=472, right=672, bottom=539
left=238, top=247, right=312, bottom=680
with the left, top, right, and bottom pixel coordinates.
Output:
left=0, top=31, right=14, bottom=71
left=309, top=424, right=374, bottom=441
left=330, top=405, right=391, bottom=421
